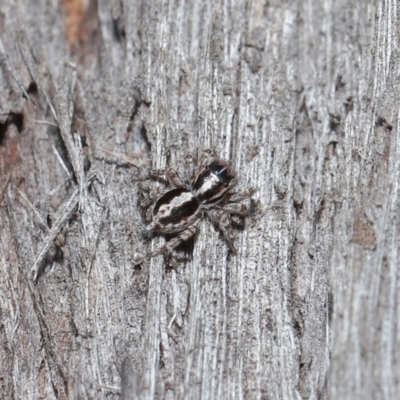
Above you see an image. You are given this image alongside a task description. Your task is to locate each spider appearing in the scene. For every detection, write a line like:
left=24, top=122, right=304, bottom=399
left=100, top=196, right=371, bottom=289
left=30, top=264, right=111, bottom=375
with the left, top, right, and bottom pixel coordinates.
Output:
left=134, top=149, right=255, bottom=264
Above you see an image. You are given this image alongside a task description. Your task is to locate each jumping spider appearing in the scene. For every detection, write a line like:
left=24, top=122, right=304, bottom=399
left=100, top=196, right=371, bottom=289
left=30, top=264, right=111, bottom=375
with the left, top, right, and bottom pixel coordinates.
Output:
left=135, top=150, right=255, bottom=264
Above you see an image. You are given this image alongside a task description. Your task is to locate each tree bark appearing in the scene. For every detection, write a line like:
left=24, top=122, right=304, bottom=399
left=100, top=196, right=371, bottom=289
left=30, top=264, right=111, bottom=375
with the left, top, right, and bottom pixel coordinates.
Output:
left=0, top=0, right=398, bottom=399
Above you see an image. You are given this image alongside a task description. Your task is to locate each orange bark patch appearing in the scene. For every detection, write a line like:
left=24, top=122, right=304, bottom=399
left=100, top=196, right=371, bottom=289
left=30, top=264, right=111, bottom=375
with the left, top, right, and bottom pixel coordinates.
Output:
left=64, top=0, right=86, bottom=46
left=352, top=213, right=377, bottom=250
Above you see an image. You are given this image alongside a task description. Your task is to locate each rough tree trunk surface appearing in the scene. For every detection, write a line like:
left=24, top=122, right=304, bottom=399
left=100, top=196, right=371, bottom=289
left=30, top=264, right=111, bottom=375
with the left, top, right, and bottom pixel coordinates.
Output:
left=0, top=0, right=399, bottom=399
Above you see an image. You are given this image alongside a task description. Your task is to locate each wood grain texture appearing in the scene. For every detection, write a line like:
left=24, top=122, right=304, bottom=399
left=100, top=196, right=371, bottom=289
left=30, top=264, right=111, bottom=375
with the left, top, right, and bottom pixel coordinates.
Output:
left=0, top=0, right=399, bottom=399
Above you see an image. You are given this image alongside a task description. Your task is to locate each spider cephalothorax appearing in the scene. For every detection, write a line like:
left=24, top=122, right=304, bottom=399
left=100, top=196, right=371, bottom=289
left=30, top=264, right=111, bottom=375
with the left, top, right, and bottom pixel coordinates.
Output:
left=135, top=150, right=254, bottom=264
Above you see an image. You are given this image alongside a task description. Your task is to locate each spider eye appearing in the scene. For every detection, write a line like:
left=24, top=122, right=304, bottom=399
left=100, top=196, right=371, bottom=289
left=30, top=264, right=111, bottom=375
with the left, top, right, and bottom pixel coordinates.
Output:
left=205, top=166, right=209, bottom=170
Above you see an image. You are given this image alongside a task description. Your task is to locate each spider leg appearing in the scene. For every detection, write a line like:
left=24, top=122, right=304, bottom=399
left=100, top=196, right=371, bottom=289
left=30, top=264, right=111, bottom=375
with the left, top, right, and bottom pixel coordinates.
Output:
left=205, top=208, right=237, bottom=254
left=198, top=149, right=216, bottom=168
left=164, top=251, right=193, bottom=269
left=216, top=203, right=249, bottom=217
left=134, top=224, right=198, bottom=264
left=227, top=187, right=256, bottom=203
left=184, top=153, right=195, bottom=182
left=150, top=167, right=188, bottom=188
left=140, top=186, right=165, bottom=209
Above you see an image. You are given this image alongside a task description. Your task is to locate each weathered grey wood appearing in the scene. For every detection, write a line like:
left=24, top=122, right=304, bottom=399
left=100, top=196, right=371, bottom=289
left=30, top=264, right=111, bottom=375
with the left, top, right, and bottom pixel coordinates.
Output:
left=0, top=0, right=399, bottom=399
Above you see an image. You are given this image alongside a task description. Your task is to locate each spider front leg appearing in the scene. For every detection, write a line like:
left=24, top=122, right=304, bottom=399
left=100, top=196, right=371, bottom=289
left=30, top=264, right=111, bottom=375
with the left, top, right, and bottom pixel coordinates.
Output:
left=222, top=188, right=256, bottom=217
left=150, top=167, right=188, bottom=189
left=217, top=203, right=250, bottom=218
left=184, top=153, right=195, bottom=182
left=134, top=223, right=198, bottom=264
left=206, top=208, right=237, bottom=254
left=227, top=187, right=256, bottom=203
left=197, top=149, right=216, bottom=169
left=139, top=186, right=166, bottom=210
